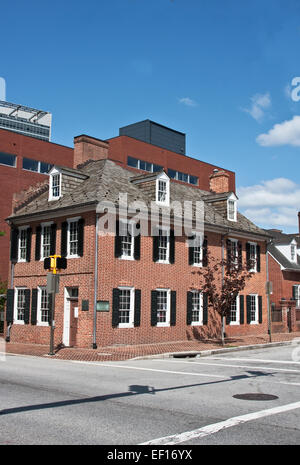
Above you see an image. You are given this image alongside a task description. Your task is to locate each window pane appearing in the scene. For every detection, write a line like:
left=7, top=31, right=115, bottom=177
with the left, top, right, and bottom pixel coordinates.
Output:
left=119, top=289, right=131, bottom=324
left=16, top=289, right=26, bottom=321
left=22, top=157, right=39, bottom=172
left=168, top=169, right=177, bottom=179
left=127, top=156, right=139, bottom=168
left=40, top=289, right=49, bottom=322
left=40, top=162, right=52, bottom=174
left=0, top=152, right=16, bottom=167
left=69, top=221, right=79, bottom=255
left=153, top=164, right=163, bottom=173
left=157, top=290, right=168, bottom=323
left=189, top=175, right=198, bottom=185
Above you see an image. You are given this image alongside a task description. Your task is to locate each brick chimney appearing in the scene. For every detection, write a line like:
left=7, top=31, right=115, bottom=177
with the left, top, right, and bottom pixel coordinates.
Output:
left=73, top=135, right=109, bottom=168
left=209, top=169, right=230, bottom=193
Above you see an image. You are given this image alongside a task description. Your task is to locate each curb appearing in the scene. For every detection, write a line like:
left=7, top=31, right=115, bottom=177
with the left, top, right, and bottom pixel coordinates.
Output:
left=131, top=340, right=296, bottom=360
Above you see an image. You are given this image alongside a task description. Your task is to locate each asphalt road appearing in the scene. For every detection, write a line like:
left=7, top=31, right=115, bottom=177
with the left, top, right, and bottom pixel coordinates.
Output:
left=0, top=344, right=299, bottom=446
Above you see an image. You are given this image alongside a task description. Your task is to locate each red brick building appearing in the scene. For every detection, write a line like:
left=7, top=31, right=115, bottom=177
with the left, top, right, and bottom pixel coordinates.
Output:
left=266, top=220, right=300, bottom=333
left=5, top=153, right=270, bottom=349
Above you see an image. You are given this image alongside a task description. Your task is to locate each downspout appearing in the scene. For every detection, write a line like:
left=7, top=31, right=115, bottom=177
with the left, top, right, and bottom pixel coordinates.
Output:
left=266, top=239, right=272, bottom=343
left=6, top=254, right=15, bottom=342
left=221, top=234, right=225, bottom=345
left=92, top=213, right=99, bottom=349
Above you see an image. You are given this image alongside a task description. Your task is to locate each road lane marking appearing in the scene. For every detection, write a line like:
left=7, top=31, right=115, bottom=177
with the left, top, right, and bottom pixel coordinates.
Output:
left=155, top=359, right=300, bottom=373
left=70, top=361, right=225, bottom=378
left=209, top=357, right=300, bottom=366
left=139, top=400, right=300, bottom=445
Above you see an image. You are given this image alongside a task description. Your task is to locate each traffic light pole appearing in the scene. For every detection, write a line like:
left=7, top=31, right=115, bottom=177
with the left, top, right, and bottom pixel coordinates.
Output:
left=49, top=293, right=56, bottom=356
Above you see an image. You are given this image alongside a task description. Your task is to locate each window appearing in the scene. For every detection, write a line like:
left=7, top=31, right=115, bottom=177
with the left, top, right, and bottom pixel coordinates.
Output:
left=249, top=243, right=257, bottom=272
left=229, top=295, right=240, bottom=325
left=191, top=291, right=203, bottom=325
left=41, top=224, right=52, bottom=259
left=158, top=228, right=170, bottom=262
left=127, top=156, right=163, bottom=173
left=227, top=199, right=237, bottom=221
left=49, top=169, right=61, bottom=200
left=120, top=222, right=134, bottom=259
left=291, top=244, right=296, bottom=261
left=156, top=289, right=170, bottom=326
left=22, top=157, right=52, bottom=174
left=156, top=174, right=169, bottom=206
left=167, top=169, right=198, bottom=186
left=293, top=285, right=300, bottom=307
left=249, top=294, right=258, bottom=324
left=18, top=228, right=28, bottom=262
left=38, top=287, right=50, bottom=325
left=190, top=234, right=203, bottom=266
left=0, top=151, right=16, bottom=167
left=228, top=239, right=238, bottom=267
left=14, top=288, right=26, bottom=323
left=118, top=287, right=134, bottom=327
left=68, top=220, right=79, bottom=256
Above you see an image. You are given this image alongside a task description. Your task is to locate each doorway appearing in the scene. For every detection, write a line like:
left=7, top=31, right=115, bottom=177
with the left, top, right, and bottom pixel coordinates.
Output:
left=63, top=287, right=79, bottom=347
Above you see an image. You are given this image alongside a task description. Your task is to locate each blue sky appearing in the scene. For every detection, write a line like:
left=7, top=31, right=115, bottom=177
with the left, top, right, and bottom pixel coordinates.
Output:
left=1, top=0, right=300, bottom=232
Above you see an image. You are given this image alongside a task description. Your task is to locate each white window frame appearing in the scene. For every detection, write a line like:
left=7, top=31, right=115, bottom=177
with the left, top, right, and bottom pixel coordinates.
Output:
left=248, top=241, right=257, bottom=273
left=67, top=217, right=81, bottom=259
left=117, top=286, right=135, bottom=328
left=18, top=226, right=29, bottom=262
left=37, top=286, right=50, bottom=326
left=229, top=238, right=239, bottom=267
left=49, top=168, right=62, bottom=201
left=191, top=290, right=203, bottom=326
left=294, top=285, right=300, bottom=307
left=156, top=288, right=171, bottom=327
left=291, top=243, right=296, bottom=262
left=40, top=221, right=53, bottom=260
left=14, top=287, right=27, bottom=325
left=157, top=226, right=170, bottom=264
left=229, top=295, right=240, bottom=325
left=156, top=173, right=170, bottom=206
left=249, top=294, right=259, bottom=325
left=227, top=195, right=237, bottom=222
left=119, top=220, right=135, bottom=261
left=190, top=233, right=203, bottom=267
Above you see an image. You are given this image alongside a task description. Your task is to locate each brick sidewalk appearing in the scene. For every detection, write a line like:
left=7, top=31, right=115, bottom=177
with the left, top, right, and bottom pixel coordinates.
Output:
left=2, top=331, right=300, bottom=362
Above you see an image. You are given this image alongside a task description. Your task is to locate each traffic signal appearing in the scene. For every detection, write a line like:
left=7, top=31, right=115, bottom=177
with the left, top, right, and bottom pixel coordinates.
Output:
left=44, top=257, right=51, bottom=270
left=56, top=256, right=67, bottom=270
left=44, top=255, right=67, bottom=273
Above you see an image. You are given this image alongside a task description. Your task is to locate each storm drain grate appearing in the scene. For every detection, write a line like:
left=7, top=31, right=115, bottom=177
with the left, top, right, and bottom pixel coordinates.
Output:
left=233, top=393, right=278, bottom=401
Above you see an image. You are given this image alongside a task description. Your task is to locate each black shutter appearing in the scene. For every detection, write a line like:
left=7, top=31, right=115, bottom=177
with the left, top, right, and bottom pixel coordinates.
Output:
left=258, top=295, right=263, bottom=324
left=239, top=295, right=244, bottom=325
left=25, top=228, right=32, bottom=262
left=293, top=285, right=297, bottom=300
left=77, top=218, right=85, bottom=257
left=202, top=236, right=208, bottom=267
left=112, top=288, right=120, bottom=327
left=238, top=241, right=242, bottom=269
left=31, top=289, right=38, bottom=325
left=169, top=229, right=175, bottom=264
left=246, top=295, right=251, bottom=324
left=134, top=232, right=141, bottom=260
left=61, top=221, right=68, bottom=258
left=187, top=291, right=193, bottom=325
left=35, top=225, right=41, bottom=261
left=170, top=290, right=176, bottom=326
left=256, top=245, right=261, bottom=272
left=203, top=292, right=208, bottom=325
left=10, top=227, right=19, bottom=262
left=114, top=220, right=122, bottom=258
left=226, top=309, right=231, bottom=325
left=50, top=223, right=57, bottom=256
left=6, top=289, right=14, bottom=323
left=153, top=230, right=159, bottom=262
left=246, top=243, right=251, bottom=269
left=151, top=290, right=158, bottom=326
left=134, top=289, right=141, bottom=327
left=226, top=239, right=231, bottom=269
left=24, top=289, right=31, bottom=324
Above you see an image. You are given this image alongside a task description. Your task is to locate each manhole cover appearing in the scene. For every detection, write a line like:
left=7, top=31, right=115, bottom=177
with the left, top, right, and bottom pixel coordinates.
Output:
left=233, top=393, right=278, bottom=401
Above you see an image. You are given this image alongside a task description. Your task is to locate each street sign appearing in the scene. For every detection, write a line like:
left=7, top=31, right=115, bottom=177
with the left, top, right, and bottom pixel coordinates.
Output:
left=266, top=281, right=273, bottom=295
left=46, top=273, right=60, bottom=294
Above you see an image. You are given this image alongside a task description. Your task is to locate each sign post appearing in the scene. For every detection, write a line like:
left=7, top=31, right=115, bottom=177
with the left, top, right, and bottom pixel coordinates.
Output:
left=44, top=256, right=66, bottom=356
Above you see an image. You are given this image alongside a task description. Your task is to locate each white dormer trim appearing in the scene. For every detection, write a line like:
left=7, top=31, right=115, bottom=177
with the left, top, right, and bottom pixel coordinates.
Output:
left=276, top=238, right=298, bottom=264
left=49, top=167, right=62, bottom=201
left=227, top=193, right=237, bottom=222
left=156, top=172, right=170, bottom=207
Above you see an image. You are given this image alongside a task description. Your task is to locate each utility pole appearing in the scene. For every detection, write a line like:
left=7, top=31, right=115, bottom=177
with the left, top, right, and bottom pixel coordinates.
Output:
left=44, top=255, right=67, bottom=356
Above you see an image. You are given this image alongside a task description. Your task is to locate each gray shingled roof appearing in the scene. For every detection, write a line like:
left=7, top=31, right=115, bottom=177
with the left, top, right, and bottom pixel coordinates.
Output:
left=268, top=243, right=300, bottom=271
left=8, top=158, right=270, bottom=238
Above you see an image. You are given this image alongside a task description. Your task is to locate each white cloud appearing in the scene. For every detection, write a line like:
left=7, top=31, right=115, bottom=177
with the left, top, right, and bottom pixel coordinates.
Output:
left=256, top=115, right=300, bottom=146
left=243, top=92, right=271, bottom=122
left=178, top=97, right=198, bottom=107
left=238, top=177, right=300, bottom=231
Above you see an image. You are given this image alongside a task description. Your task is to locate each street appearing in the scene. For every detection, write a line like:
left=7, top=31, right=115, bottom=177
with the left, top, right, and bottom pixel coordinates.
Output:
left=0, top=345, right=299, bottom=446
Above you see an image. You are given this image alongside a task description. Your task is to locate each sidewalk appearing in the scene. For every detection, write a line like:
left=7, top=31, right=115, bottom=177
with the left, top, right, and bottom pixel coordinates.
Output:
left=3, top=331, right=300, bottom=362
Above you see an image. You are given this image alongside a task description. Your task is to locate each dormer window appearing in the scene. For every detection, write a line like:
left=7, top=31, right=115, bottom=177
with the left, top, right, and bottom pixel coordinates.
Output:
left=156, top=173, right=170, bottom=206
left=49, top=168, right=61, bottom=201
left=227, top=196, right=237, bottom=222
